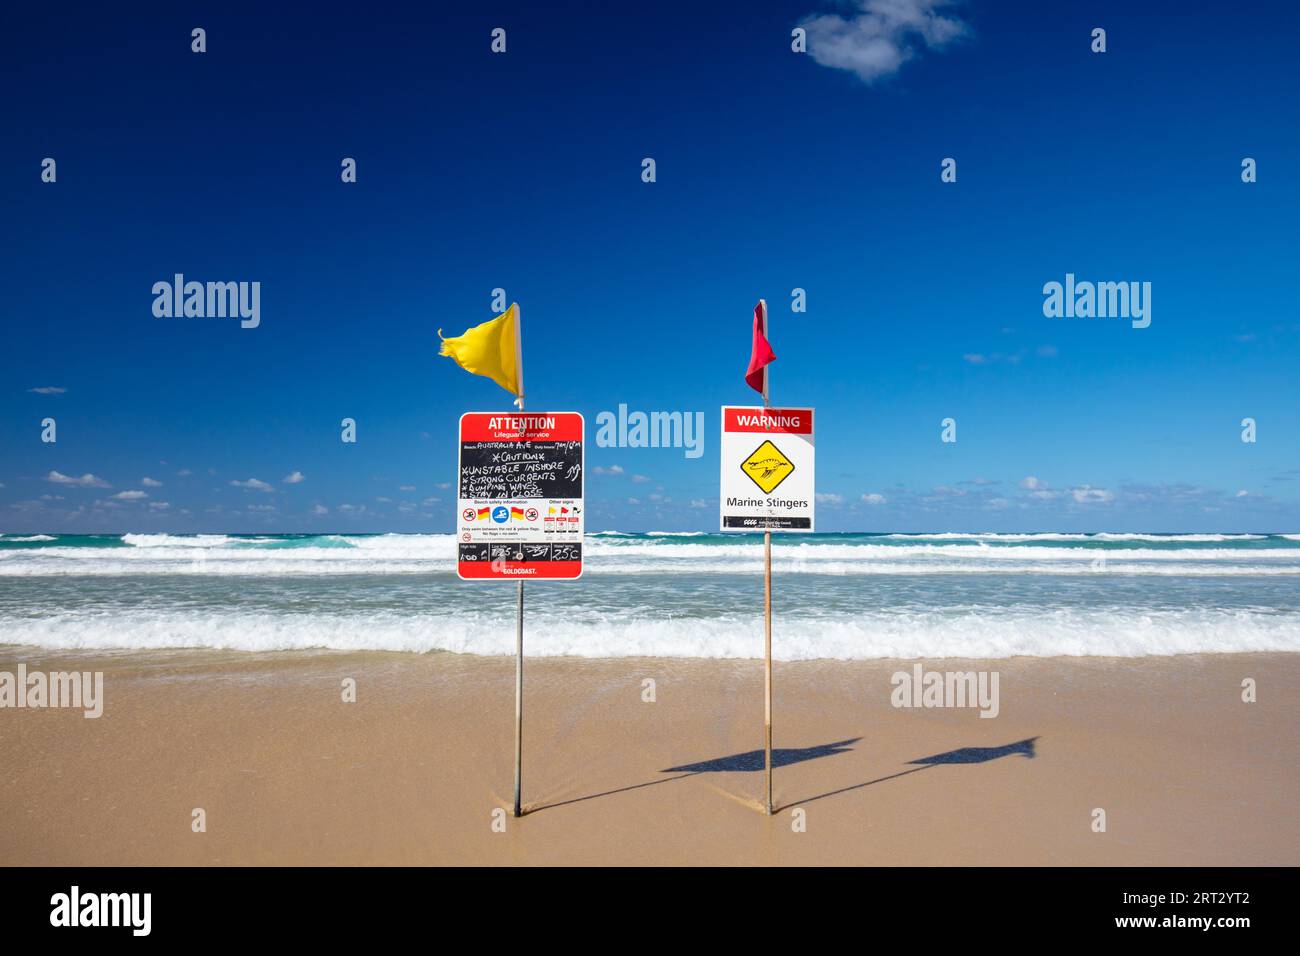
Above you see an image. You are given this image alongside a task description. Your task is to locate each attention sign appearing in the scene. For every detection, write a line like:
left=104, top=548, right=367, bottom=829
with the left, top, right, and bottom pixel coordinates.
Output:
left=719, top=406, right=814, bottom=532
left=457, top=412, right=584, bottom=579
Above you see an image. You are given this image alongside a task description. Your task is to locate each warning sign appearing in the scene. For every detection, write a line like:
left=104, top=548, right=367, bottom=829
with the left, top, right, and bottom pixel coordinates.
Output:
left=720, top=406, right=814, bottom=532
left=457, top=412, right=584, bottom=579
left=740, top=439, right=795, bottom=494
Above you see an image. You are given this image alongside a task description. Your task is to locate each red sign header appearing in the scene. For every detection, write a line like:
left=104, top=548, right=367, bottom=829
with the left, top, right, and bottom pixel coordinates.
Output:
left=459, top=412, right=583, bottom=442
left=722, top=406, right=814, bottom=435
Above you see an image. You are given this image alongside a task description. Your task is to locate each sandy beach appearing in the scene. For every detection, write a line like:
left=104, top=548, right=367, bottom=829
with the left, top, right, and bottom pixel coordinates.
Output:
left=2, top=648, right=1295, bottom=866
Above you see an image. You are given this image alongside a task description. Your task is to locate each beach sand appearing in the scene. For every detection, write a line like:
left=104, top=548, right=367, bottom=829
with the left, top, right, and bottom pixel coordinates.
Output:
left=1, top=648, right=1296, bottom=866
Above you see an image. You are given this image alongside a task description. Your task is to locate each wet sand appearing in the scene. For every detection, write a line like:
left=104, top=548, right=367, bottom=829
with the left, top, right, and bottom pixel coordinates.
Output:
left=1, top=648, right=1296, bottom=865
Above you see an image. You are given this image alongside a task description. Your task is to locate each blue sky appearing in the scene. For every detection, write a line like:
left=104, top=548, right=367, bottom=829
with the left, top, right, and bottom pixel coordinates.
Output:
left=3, top=0, right=1298, bottom=533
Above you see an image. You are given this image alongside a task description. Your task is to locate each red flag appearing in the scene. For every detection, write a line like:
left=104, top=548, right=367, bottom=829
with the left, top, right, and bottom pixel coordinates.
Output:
left=745, top=300, right=775, bottom=395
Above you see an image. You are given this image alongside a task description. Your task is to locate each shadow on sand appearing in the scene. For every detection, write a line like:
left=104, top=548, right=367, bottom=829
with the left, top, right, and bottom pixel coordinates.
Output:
left=661, top=738, right=861, bottom=773
left=778, top=736, right=1039, bottom=811
left=908, top=736, right=1038, bottom=765
left=526, top=736, right=1038, bottom=815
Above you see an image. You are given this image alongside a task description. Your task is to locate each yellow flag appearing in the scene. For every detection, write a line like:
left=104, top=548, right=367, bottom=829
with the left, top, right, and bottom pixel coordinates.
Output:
left=438, top=303, right=524, bottom=404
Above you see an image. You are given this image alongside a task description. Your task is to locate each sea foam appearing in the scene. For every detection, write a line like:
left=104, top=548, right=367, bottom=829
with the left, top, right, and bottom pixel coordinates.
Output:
left=2, top=532, right=1298, bottom=658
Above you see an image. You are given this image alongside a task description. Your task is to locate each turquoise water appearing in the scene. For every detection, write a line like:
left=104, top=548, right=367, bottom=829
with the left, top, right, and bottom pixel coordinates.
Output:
left=2, top=531, right=1298, bottom=659
left=4, top=530, right=1300, bottom=551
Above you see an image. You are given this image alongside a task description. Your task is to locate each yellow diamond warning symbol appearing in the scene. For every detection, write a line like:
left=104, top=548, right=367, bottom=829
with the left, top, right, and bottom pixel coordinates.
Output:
left=741, top=439, right=795, bottom=494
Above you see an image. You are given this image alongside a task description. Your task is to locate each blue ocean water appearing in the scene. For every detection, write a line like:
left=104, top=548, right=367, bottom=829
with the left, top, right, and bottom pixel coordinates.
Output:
left=1, top=531, right=1298, bottom=659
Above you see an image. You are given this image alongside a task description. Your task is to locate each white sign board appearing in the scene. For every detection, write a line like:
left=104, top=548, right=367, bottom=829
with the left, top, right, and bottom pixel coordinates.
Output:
left=719, top=406, right=815, bottom=532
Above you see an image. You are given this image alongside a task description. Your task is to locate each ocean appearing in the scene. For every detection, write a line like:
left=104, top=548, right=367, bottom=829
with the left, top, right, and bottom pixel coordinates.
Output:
left=2, top=531, right=1299, bottom=660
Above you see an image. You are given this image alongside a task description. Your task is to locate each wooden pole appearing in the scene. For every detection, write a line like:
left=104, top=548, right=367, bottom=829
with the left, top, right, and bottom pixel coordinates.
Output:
left=514, top=577, right=524, bottom=817
left=759, top=298, right=773, bottom=815
left=764, top=528, right=773, bottom=814
left=512, top=309, right=526, bottom=818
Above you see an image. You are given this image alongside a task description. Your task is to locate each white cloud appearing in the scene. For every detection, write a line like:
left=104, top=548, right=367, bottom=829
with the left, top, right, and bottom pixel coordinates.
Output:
left=690, top=499, right=708, bottom=508
left=177, top=469, right=193, bottom=476
left=861, top=493, right=887, bottom=505
left=627, top=497, right=641, bottom=505
left=963, top=350, right=1027, bottom=366
left=28, top=386, right=66, bottom=395
left=149, top=501, right=171, bottom=510
left=1014, top=477, right=1058, bottom=500
left=802, top=0, right=969, bottom=85
left=816, top=492, right=844, bottom=506
left=928, top=485, right=965, bottom=498
left=246, top=504, right=276, bottom=513
left=399, top=485, right=416, bottom=492
left=230, top=478, right=274, bottom=492
left=111, top=490, right=148, bottom=500
left=46, top=470, right=110, bottom=488
left=1070, top=485, right=1114, bottom=504
left=631, top=474, right=651, bottom=484
left=282, top=471, right=305, bottom=484
left=593, top=465, right=625, bottom=476
left=1236, top=489, right=1249, bottom=498
left=141, top=477, right=163, bottom=487
left=312, top=504, right=329, bottom=515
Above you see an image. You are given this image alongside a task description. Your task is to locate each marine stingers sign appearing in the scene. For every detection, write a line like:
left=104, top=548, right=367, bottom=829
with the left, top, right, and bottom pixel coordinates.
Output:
left=457, top=412, right=584, bottom=579
left=719, top=406, right=815, bottom=532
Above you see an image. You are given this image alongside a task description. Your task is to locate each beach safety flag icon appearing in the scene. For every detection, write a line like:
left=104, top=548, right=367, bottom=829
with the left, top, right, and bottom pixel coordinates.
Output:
left=741, top=439, right=795, bottom=494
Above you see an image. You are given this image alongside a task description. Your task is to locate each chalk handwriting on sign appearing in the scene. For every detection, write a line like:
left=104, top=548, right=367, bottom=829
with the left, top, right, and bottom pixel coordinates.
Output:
left=458, top=441, right=582, bottom=500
